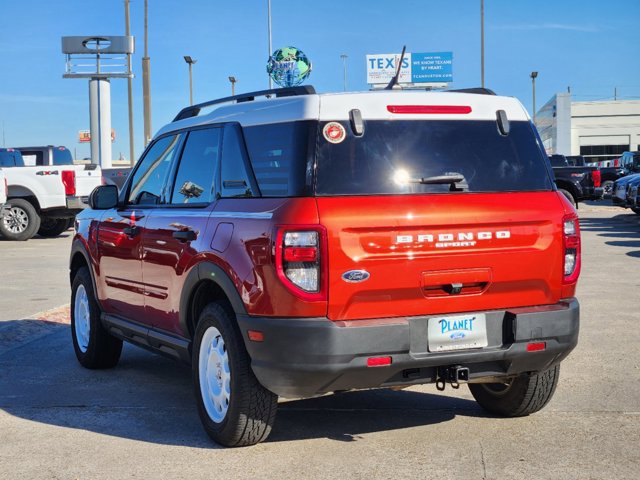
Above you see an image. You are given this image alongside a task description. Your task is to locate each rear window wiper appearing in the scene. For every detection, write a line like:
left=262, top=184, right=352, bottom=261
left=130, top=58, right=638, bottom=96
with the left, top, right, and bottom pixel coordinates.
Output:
left=412, top=173, right=465, bottom=185
left=396, top=172, right=468, bottom=192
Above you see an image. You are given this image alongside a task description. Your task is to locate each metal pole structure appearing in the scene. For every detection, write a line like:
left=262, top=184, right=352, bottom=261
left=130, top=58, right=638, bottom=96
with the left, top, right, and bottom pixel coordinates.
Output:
left=229, top=76, right=237, bottom=96
left=531, top=71, right=538, bottom=125
left=184, top=56, right=196, bottom=105
left=124, top=0, right=135, bottom=165
left=480, top=0, right=485, bottom=88
left=142, top=0, right=152, bottom=146
left=340, top=54, right=348, bottom=91
left=268, top=0, right=272, bottom=89
left=189, top=62, right=194, bottom=105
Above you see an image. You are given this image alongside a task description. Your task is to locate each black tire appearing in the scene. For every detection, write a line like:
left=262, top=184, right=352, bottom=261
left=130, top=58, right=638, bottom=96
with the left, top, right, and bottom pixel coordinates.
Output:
left=38, top=217, right=69, bottom=237
left=468, top=365, right=560, bottom=417
left=558, top=188, right=577, bottom=209
left=0, top=198, right=41, bottom=241
left=71, top=266, right=122, bottom=369
left=66, top=217, right=75, bottom=230
left=602, top=180, right=614, bottom=199
left=192, top=303, right=277, bottom=447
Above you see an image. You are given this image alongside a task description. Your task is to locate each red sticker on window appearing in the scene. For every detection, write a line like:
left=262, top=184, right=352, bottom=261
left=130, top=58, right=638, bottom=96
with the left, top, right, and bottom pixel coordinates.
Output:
left=323, top=122, right=346, bottom=144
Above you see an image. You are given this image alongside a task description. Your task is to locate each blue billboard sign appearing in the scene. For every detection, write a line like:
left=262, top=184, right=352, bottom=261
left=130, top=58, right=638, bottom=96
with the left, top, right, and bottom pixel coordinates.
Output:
left=411, top=52, right=453, bottom=83
left=366, top=51, right=453, bottom=84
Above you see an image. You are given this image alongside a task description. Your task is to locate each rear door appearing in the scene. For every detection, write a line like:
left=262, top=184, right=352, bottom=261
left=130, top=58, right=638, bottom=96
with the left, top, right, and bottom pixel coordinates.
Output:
left=314, top=117, right=564, bottom=321
left=141, top=127, right=222, bottom=336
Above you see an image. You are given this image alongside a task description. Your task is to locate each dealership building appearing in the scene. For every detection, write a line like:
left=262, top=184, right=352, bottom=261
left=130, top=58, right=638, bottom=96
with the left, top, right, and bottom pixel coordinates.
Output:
left=535, top=93, right=640, bottom=164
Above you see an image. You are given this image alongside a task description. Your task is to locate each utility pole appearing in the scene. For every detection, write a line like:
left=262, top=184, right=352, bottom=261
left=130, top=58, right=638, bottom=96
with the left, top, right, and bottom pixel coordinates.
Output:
left=340, top=54, right=348, bottom=91
left=142, top=0, right=152, bottom=146
left=124, top=0, right=135, bottom=165
left=480, top=0, right=485, bottom=88
left=614, top=87, right=617, bottom=100
left=267, top=0, right=273, bottom=89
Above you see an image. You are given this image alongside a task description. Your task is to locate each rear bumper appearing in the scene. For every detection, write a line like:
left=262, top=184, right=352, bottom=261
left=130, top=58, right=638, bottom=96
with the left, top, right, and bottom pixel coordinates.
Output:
left=66, top=196, right=89, bottom=210
left=238, top=299, right=579, bottom=398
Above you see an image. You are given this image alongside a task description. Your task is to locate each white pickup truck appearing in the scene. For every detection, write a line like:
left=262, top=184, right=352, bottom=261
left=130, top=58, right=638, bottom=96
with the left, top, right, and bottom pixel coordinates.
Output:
left=0, top=147, right=102, bottom=240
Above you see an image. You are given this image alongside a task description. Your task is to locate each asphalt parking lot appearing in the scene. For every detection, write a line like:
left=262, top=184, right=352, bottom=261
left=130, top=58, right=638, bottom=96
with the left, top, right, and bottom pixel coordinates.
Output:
left=0, top=204, right=639, bottom=480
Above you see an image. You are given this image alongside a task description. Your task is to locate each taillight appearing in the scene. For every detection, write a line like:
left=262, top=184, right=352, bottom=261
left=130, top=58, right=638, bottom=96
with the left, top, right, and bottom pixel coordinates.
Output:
left=275, top=227, right=327, bottom=301
left=62, top=170, right=76, bottom=195
left=592, top=169, right=601, bottom=187
left=61, top=170, right=76, bottom=196
left=562, top=215, right=581, bottom=284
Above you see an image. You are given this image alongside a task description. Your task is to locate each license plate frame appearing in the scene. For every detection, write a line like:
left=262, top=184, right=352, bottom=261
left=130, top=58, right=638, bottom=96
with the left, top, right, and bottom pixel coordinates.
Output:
left=427, top=313, right=488, bottom=352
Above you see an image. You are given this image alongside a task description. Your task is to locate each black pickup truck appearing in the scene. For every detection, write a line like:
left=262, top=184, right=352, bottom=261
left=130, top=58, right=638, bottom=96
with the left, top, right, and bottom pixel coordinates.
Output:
left=549, top=154, right=603, bottom=207
left=567, top=155, right=628, bottom=197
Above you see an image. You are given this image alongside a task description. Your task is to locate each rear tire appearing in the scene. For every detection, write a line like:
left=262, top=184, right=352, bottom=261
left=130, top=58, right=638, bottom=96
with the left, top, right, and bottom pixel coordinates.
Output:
left=192, top=303, right=277, bottom=447
left=558, top=189, right=577, bottom=209
left=38, top=217, right=69, bottom=237
left=602, top=180, right=614, bottom=199
left=468, top=365, right=560, bottom=417
left=0, top=198, right=40, bottom=241
left=71, top=266, right=122, bottom=369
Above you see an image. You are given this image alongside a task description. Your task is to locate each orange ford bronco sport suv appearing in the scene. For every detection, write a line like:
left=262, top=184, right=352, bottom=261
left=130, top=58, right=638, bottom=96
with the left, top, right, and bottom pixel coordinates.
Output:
left=70, top=86, right=580, bottom=447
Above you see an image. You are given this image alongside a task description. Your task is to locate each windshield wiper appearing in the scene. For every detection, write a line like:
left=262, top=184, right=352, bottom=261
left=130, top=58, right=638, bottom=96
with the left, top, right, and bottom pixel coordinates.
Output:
left=411, top=173, right=465, bottom=185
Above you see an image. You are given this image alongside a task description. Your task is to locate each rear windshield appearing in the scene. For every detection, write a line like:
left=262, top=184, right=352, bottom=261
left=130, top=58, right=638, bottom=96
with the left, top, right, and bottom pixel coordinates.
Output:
left=315, top=120, right=553, bottom=195
left=52, top=148, right=74, bottom=165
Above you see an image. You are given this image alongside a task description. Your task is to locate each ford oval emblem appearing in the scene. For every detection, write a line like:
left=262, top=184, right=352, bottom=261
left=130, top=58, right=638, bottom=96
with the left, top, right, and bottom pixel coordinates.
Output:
left=342, top=270, right=370, bottom=283
left=450, top=332, right=466, bottom=340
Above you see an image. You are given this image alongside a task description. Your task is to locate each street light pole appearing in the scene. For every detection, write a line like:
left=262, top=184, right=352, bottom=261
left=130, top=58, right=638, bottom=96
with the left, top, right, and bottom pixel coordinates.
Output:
left=229, top=76, right=237, bottom=96
left=184, top=56, right=197, bottom=105
left=480, top=0, right=485, bottom=88
left=531, top=71, right=538, bottom=125
left=142, top=0, right=152, bottom=146
left=340, top=54, right=348, bottom=91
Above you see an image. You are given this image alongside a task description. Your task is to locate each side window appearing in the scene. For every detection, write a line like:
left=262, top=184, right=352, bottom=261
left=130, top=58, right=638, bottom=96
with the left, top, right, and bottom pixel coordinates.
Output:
left=220, top=125, right=255, bottom=198
left=128, top=135, right=181, bottom=205
left=170, top=128, right=221, bottom=204
left=20, top=151, right=42, bottom=166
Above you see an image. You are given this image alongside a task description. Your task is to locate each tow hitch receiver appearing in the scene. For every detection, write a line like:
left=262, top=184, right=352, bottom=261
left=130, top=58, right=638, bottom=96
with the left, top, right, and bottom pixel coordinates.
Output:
left=436, top=366, right=470, bottom=391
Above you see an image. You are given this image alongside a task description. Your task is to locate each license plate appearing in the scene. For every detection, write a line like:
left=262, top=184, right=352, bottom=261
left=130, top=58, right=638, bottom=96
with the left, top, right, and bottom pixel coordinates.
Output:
left=427, top=313, right=488, bottom=352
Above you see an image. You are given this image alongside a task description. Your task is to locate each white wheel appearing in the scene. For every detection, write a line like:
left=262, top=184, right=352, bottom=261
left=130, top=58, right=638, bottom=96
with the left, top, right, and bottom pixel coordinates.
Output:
left=70, top=266, right=122, bottom=369
left=199, top=326, right=231, bottom=423
left=74, top=284, right=91, bottom=353
left=192, top=303, right=277, bottom=446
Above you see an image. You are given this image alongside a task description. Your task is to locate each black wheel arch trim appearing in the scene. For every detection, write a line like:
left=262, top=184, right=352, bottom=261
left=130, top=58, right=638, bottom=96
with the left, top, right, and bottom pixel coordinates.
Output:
left=179, top=261, right=248, bottom=339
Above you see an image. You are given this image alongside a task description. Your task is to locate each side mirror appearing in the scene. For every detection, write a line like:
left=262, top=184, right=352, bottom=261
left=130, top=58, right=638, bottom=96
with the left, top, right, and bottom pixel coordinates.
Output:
left=89, top=185, right=119, bottom=210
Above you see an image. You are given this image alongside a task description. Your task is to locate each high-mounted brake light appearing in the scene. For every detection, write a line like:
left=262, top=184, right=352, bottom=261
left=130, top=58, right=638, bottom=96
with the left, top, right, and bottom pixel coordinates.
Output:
left=275, top=227, right=327, bottom=301
left=387, top=105, right=472, bottom=115
left=61, top=170, right=76, bottom=196
left=562, top=215, right=581, bottom=284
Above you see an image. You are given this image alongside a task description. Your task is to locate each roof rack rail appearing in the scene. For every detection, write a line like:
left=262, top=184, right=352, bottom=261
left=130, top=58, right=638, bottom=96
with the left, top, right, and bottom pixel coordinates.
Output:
left=447, top=87, right=496, bottom=95
left=173, top=85, right=317, bottom=122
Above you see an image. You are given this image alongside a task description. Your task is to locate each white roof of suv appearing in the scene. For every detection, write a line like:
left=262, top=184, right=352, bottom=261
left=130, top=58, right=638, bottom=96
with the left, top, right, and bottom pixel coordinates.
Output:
left=157, top=89, right=531, bottom=138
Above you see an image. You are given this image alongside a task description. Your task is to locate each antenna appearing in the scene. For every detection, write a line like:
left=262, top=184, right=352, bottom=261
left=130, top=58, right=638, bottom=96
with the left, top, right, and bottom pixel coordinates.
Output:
left=385, top=45, right=407, bottom=90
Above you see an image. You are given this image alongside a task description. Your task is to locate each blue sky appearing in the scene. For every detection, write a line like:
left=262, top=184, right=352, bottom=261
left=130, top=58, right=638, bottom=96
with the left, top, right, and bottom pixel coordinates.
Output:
left=0, top=0, right=638, bottom=161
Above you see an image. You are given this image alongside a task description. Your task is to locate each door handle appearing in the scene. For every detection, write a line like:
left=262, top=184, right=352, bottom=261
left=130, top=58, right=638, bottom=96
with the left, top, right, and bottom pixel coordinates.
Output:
left=123, top=225, right=140, bottom=238
left=172, top=230, right=197, bottom=242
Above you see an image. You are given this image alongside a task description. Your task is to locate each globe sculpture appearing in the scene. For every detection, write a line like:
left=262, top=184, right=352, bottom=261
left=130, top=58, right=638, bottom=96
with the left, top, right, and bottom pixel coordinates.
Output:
left=267, top=46, right=312, bottom=88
